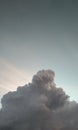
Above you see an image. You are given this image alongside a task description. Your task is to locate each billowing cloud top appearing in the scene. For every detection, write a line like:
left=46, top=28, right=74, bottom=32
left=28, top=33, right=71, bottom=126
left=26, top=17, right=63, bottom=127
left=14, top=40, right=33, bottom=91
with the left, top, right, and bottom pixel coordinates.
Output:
left=0, top=70, right=78, bottom=130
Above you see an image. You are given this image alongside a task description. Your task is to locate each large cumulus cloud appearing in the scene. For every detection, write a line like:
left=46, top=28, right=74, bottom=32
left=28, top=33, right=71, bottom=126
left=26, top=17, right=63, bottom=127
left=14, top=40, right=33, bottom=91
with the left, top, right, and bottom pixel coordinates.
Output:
left=0, top=69, right=78, bottom=130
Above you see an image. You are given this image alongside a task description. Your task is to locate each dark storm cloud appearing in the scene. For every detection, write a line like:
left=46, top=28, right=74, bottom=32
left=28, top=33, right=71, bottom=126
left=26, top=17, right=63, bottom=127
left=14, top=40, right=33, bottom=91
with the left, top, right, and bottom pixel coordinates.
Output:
left=0, top=69, right=78, bottom=130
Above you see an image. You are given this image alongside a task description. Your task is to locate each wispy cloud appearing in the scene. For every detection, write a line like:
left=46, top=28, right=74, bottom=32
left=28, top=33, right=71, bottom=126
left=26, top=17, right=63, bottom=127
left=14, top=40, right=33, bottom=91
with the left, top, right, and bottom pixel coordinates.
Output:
left=0, top=57, right=31, bottom=97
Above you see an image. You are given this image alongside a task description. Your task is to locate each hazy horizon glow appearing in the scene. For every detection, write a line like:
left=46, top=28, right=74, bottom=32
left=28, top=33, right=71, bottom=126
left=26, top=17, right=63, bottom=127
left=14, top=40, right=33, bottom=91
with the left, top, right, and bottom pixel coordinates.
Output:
left=0, top=58, right=32, bottom=107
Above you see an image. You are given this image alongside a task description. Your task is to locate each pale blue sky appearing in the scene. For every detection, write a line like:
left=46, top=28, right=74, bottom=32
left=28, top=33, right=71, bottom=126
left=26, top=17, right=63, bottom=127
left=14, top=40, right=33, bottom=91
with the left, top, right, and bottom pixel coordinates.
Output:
left=0, top=0, right=78, bottom=104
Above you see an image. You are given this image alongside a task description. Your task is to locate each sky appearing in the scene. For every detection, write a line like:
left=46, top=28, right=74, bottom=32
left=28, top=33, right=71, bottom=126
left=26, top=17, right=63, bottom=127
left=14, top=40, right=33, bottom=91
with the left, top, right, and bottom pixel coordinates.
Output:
left=0, top=0, right=78, bottom=106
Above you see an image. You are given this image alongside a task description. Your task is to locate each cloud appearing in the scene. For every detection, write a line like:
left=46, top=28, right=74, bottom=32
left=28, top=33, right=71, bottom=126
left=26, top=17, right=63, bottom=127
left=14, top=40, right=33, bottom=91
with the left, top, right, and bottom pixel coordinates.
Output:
left=0, top=69, right=78, bottom=130
left=0, top=58, right=31, bottom=91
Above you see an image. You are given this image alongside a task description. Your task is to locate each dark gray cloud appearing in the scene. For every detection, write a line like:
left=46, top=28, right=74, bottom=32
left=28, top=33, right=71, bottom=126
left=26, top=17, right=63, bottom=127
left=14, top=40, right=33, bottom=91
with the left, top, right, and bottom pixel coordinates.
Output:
left=0, top=70, right=78, bottom=130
